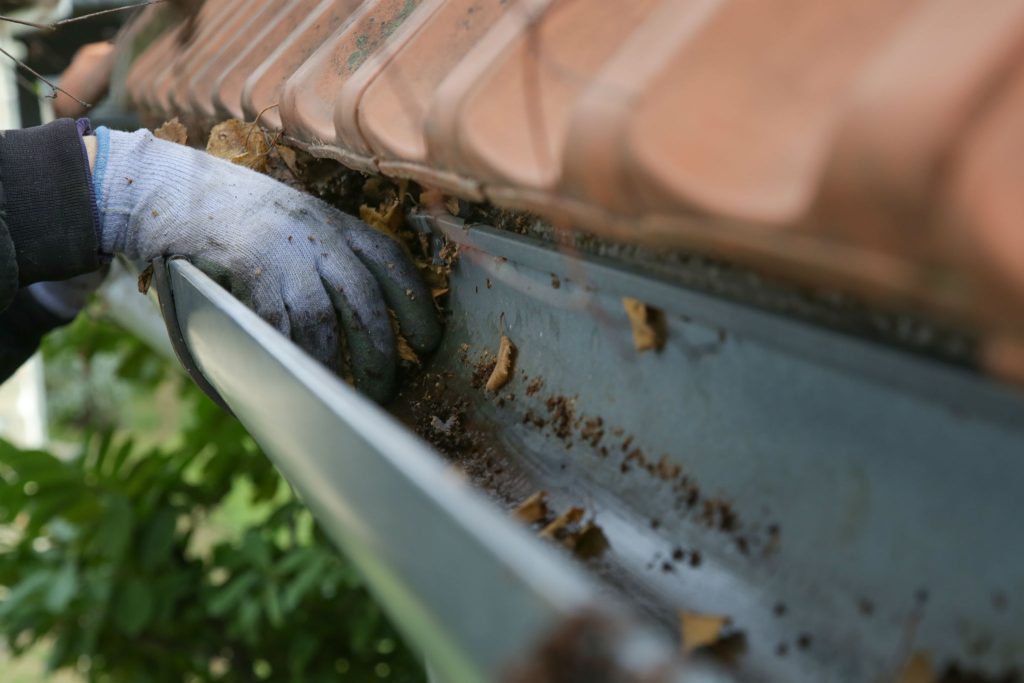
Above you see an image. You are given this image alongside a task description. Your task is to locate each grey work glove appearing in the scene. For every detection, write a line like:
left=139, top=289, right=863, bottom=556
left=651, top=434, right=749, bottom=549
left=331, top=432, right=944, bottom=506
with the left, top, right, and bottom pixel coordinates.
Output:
left=92, top=127, right=441, bottom=401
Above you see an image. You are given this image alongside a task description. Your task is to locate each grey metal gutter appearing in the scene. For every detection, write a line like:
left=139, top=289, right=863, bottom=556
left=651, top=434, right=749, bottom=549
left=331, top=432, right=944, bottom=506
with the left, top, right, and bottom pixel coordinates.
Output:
left=148, top=213, right=1024, bottom=682
left=405, top=215, right=1024, bottom=683
left=165, top=259, right=698, bottom=683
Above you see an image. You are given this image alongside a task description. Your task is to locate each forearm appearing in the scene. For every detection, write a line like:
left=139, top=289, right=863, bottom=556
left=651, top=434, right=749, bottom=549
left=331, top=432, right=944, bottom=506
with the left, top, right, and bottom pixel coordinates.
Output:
left=0, top=119, right=101, bottom=289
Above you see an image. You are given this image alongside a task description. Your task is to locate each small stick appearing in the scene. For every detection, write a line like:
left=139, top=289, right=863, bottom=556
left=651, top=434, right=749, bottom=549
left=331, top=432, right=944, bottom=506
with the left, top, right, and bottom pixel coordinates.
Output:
left=0, top=15, right=50, bottom=30
left=0, top=45, right=90, bottom=108
left=0, top=1, right=165, bottom=32
left=251, top=102, right=279, bottom=128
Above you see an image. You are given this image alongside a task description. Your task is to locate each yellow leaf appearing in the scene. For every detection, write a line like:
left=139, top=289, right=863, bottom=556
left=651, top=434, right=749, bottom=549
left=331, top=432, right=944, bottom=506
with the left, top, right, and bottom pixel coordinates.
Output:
left=206, top=119, right=270, bottom=173
left=623, top=297, right=666, bottom=352
left=485, top=335, right=516, bottom=392
left=539, top=507, right=584, bottom=540
left=513, top=491, right=548, bottom=524
left=359, top=197, right=403, bottom=235
left=679, top=612, right=728, bottom=654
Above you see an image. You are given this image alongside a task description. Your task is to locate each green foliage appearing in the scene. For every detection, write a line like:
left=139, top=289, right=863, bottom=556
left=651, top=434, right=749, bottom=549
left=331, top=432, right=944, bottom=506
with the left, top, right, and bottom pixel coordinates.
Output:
left=0, top=314, right=424, bottom=682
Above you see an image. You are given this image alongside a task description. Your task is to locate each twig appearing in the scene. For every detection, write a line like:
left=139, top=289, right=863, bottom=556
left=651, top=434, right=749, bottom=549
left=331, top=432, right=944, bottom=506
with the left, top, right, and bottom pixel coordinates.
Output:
left=0, top=1, right=165, bottom=32
left=0, top=15, right=50, bottom=31
left=0, top=45, right=90, bottom=108
left=251, top=102, right=279, bottom=128
left=50, top=1, right=167, bottom=29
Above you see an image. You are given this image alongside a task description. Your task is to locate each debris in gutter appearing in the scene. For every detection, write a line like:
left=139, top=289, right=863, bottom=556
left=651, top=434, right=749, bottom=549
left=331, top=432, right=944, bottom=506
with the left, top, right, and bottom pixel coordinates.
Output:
left=486, top=335, right=517, bottom=392
left=445, top=196, right=460, bottom=216
left=388, top=309, right=420, bottom=365
left=276, top=145, right=301, bottom=176
left=513, top=491, right=548, bottom=524
left=418, top=188, right=460, bottom=217
left=538, top=507, right=610, bottom=559
left=894, top=652, right=933, bottom=683
left=678, top=611, right=729, bottom=655
left=622, top=297, right=667, bottom=352
left=360, top=196, right=404, bottom=235
left=153, top=117, right=187, bottom=145
left=540, top=507, right=584, bottom=540
left=573, top=523, right=610, bottom=560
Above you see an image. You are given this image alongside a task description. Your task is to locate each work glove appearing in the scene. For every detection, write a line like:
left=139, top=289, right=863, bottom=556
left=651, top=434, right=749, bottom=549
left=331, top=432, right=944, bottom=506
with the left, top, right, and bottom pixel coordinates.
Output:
left=91, top=127, right=441, bottom=401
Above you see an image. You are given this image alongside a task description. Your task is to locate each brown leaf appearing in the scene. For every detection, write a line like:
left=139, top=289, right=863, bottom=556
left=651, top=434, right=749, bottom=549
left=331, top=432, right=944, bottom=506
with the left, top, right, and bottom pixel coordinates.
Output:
left=539, top=507, right=584, bottom=540
left=679, top=612, right=728, bottom=654
left=276, top=145, right=300, bottom=175
left=573, top=522, right=610, bottom=559
left=623, top=297, right=666, bottom=352
left=894, top=653, right=934, bottom=683
left=486, top=335, right=516, bottom=392
left=513, top=491, right=548, bottom=525
left=444, top=196, right=460, bottom=216
left=154, top=117, right=187, bottom=145
left=137, top=263, right=155, bottom=294
left=206, top=119, right=270, bottom=173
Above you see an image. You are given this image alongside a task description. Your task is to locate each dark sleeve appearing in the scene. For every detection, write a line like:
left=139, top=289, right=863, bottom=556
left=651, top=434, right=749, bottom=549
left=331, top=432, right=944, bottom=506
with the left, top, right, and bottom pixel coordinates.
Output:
left=0, top=288, right=67, bottom=382
left=0, top=118, right=100, bottom=293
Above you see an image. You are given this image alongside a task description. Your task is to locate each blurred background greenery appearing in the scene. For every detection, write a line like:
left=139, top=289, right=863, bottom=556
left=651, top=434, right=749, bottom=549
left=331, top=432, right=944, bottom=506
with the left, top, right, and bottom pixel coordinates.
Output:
left=0, top=302, right=424, bottom=682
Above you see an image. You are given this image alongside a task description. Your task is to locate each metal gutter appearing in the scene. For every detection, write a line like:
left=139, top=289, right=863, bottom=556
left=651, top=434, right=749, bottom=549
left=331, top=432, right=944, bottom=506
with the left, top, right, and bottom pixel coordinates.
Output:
left=165, top=259, right=697, bottom=683
left=139, top=215, right=1024, bottom=682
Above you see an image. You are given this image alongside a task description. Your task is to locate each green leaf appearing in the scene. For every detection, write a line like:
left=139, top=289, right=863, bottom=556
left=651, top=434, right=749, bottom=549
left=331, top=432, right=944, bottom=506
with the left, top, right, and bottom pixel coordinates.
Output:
left=87, top=497, right=134, bottom=562
left=207, top=571, right=259, bottom=617
left=263, top=583, right=283, bottom=629
left=282, top=555, right=329, bottom=613
left=112, top=577, right=153, bottom=636
left=44, top=562, right=79, bottom=613
left=139, top=507, right=178, bottom=572
left=0, top=571, right=53, bottom=619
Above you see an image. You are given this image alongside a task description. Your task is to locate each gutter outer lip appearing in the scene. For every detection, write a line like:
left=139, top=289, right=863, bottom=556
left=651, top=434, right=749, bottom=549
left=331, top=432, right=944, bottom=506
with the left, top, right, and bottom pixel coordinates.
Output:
left=166, top=258, right=689, bottom=683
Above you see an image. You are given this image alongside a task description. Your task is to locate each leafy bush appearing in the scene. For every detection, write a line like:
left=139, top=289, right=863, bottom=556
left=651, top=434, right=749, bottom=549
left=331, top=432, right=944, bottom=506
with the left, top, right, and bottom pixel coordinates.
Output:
left=0, top=314, right=424, bottom=682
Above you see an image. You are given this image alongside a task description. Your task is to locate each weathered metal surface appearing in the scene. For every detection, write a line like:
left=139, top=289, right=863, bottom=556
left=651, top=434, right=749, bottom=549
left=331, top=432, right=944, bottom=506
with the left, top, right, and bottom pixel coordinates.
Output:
left=404, top=213, right=1024, bottom=683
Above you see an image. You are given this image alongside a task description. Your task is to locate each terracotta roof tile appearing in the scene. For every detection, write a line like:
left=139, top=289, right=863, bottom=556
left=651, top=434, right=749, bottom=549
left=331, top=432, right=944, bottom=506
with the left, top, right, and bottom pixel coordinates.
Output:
left=116, top=0, right=1024, bottom=380
left=211, top=0, right=326, bottom=121
left=280, top=0, right=426, bottom=164
left=241, top=0, right=363, bottom=131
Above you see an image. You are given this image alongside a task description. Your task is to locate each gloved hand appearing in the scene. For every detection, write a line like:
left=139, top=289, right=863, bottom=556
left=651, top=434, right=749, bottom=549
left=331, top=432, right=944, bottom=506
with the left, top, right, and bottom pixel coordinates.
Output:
left=91, top=127, right=441, bottom=401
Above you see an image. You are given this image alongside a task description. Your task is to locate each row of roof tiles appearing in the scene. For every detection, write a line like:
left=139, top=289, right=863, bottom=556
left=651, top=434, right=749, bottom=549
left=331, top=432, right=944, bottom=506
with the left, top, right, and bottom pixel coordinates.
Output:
left=119, top=0, right=1024, bottom=382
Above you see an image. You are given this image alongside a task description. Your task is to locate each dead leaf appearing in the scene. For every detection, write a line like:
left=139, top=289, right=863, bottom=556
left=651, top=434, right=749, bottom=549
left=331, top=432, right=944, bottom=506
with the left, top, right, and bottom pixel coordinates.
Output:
left=276, top=145, right=300, bottom=175
left=893, top=653, right=934, bottom=683
left=444, top=196, right=460, bottom=216
left=206, top=119, right=270, bottom=173
left=573, top=522, right=610, bottom=559
left=154, top=117, right=187, bottom=145
left=137, top=263, right=155, bottom=294
left=514, top=491, right=548, bottom=524
left=679, top=612, right=729, bottom=654
left=359, top=197, right=404, bottom=235
left=388, top=309, right=420, bottom=365
left=486, top=335, right=516, bottom=392
left=623, top=297, right=667, bottom=352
